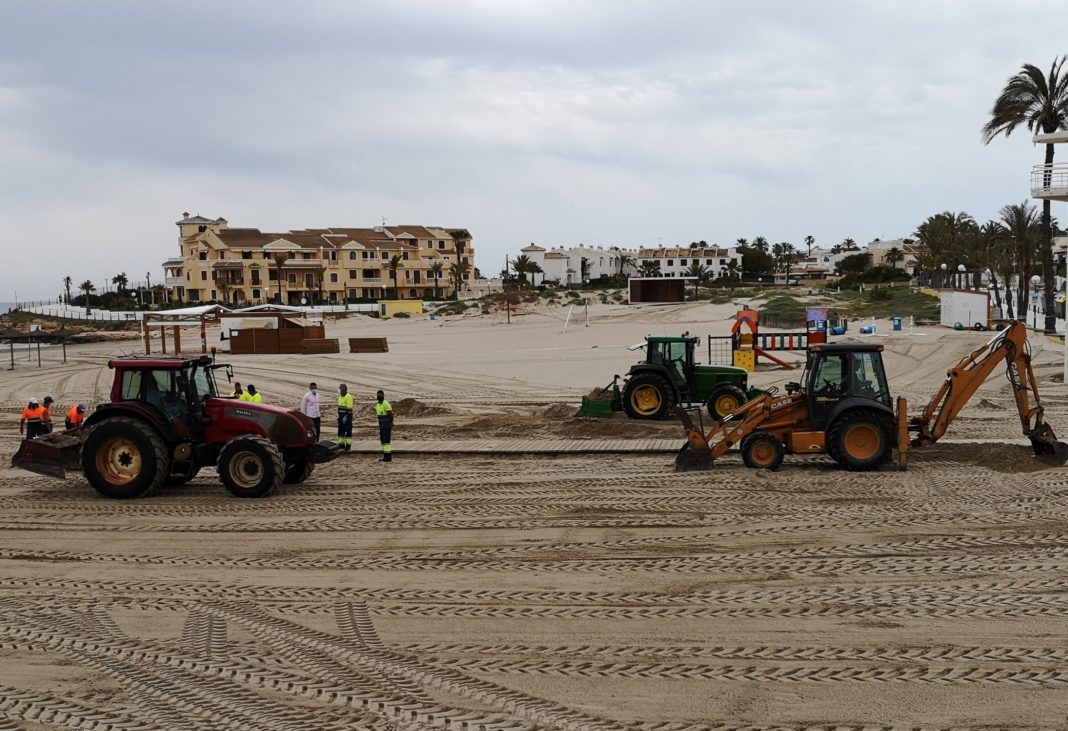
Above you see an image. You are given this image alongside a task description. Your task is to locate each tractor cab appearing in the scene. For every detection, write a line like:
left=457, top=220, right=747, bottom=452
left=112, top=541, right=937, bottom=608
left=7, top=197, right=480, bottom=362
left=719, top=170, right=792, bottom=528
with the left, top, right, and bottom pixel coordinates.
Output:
left=109, top=356, right=225, bottom=438
left=642, top=336, right=696, bottom=390
left=802, top=343, right=892, bottom=430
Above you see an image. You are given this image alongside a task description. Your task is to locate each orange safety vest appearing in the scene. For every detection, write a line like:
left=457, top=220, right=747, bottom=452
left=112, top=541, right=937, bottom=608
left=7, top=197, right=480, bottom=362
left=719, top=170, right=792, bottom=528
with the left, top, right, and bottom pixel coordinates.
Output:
left=67, top=406, right=85, bottom=425
left=21, top=405, right=46, bottom=424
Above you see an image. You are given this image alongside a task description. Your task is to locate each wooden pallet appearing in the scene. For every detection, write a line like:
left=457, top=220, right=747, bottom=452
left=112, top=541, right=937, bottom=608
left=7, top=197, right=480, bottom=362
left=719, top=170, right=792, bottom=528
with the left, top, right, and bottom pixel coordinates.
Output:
left=300, top=338, right=340, bottom=355
left=348, top=337, right=389, bottom=353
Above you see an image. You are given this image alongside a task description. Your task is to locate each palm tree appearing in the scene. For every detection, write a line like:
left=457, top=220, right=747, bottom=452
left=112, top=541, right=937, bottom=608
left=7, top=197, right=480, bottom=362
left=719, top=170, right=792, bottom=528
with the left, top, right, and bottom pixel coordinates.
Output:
left=638, top=260, right=661, bottom=277
left=385, top=254, right=403, bottom=299
left=450, top=229, right=472, bottom=260
left=217, top=280, right=231, bottom=304
left=803, top=235, right=815, bottom=257
left=79, top=279, right=95, bottom=314
left=270, top=253, right=289, bottom=304
left=983, top=56, right=1068, bottom=332
left=618, top=253, right=635, bottom=279
left=528, top=261, right=543, bottom=286
left=112, top=272, right=128, bottom=293
left=428, top=261, right=444, bottom=297
left=63, top=276, right=73, bottom=304
left=752, top=236, right=769, bottom=254
left=725, top=259, right=741, bottom=290
left=735, top=238, right=749, bottom=248
left=512, top=254, right=533, bottom=287
left=684, top=261, right=708, bottom=285
left=884, top=247, right=905, bottom=270
left=580, top=257, right=591, bottom=284
left=450, top=260, right=471, bottom=300
left=312, top=263, right=326, bottom=304
left=841, top=238, right=858, bottom=251
left=999, top=200, right=1043, bottom=317
left=979, top=220, right=1013, bottom=319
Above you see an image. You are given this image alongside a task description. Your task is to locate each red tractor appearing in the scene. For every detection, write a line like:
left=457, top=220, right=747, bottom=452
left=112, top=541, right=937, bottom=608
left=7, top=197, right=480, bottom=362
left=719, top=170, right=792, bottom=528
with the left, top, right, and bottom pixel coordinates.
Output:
left=12, top=355, right=340, bottom=499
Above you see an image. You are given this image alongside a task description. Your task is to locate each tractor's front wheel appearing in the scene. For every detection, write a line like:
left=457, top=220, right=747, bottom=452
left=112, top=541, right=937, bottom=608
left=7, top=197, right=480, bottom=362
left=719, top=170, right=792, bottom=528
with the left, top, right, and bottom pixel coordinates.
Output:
left=81, top=417, right=170, bottom=499
left=828, top=410, right=891, bottom=471
left=706, top=384, right=748, bottom=421
left=621, top=374, right=674, bottom=420
left=741, top=431, right=784, bottom=471
left=218, top=436, right=284, bottom=498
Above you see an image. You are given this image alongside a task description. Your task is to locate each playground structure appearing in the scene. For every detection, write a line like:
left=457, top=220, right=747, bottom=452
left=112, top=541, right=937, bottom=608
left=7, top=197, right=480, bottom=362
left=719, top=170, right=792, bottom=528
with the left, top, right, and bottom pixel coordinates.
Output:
left=711, top=308, right=835, bottom=372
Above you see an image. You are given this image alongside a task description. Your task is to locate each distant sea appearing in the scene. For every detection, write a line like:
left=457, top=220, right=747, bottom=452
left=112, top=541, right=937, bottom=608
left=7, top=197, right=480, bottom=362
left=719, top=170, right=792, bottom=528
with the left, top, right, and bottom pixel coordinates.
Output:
left=0, top=302, right=18, bottom=313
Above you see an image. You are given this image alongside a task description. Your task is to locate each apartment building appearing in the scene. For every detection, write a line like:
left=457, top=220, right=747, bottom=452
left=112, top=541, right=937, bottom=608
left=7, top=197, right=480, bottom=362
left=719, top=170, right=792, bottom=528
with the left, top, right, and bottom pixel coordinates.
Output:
left=520, top=244, right=638, bottom=285
left=636, top=246, right=742, bottom=279
left=164, top=214, right=474, bottom=305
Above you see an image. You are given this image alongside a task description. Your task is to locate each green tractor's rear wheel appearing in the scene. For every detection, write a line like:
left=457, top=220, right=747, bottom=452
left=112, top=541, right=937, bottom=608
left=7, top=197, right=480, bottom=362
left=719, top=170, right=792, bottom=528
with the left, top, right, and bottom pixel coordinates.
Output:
left=621, top=373, right=674, bottom=420
left=706, top=384, right=748, bottom=421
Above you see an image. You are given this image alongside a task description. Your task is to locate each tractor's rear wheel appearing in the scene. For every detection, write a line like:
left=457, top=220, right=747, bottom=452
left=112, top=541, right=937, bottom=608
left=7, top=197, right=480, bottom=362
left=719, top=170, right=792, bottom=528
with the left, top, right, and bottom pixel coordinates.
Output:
left=81, top=416, right=170, bottom=499
left=622, top=373, right=674, bottom=420
left=283, top=460, right=314, bottom=484
left=828, top=410, right=891, bottom=471
left=741, top=431, right=784, bottom=471
left=218, top=436, right=284, bottom=498
left=706, top=384, right=747, bottom=421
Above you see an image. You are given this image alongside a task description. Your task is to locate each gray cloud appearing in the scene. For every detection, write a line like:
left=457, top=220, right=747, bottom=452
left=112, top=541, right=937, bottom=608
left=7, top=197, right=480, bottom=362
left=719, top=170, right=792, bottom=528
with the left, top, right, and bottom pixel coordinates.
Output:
left=1, top=0, right=1066, bottom=297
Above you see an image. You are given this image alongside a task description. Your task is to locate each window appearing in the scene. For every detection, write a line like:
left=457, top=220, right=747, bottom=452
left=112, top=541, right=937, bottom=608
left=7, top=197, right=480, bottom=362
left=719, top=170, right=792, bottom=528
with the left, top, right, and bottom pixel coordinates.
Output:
left=348, top=251, right=357, bottom=260
left=304, top=273, right=313, bottom=287
left=381, top=252, right=388, bottom=260
left=362, top=269, right=379, bottom=280
left=402, top=251, right=409, bottom=260
left=186, top=273, right=190, bottom=281
left=409, top=289, right=417, bottom=298
left=288, top=274, right=296, bottom=284
left=120, top=370, right=143, bottom=400
left=363, top=251, right=372, bottom=260
left=251, top=271, right=261, bottom=285
left=666, top=260, right=674, bottom=267
left=200, top=271, right=207, bottom=281
left=252, top=289, right=260, bottom=299
left=329, top=273, right=338, bottom=283
left=210, top=289, right=217, bottom=300
left=404, top=270, right=411, bottom=280
left=328, top=251, right=337, bottom=261
left=348, top=270, right=358, bottom=279
left=439, top=242, right=446, bottom=249
left=198, top=225, right=207, bottom=233
left=680, top=259, right=687, bottom=266
left=199, top=251, right=207, bottom=261
left=427, top=242, right=433, bottom=248
left=241, top=251, right=252, bottom=259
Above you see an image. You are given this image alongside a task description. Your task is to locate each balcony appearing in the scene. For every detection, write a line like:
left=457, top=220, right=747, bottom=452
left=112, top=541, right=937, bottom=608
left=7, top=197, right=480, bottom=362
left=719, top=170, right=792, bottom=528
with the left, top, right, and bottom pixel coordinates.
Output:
left=1031, top=163, right=1068, bottom=201
left=164, top=276, right=183, bottom=287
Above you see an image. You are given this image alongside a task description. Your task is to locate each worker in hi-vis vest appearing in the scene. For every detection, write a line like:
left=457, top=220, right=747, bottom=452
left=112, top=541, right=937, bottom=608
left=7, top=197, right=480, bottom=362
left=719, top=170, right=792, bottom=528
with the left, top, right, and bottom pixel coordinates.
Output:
left=20, top=397, right=48, bottom=440
left=374, top=389, right=393, bottom=462
left=336, top=384, right=353, bottom=450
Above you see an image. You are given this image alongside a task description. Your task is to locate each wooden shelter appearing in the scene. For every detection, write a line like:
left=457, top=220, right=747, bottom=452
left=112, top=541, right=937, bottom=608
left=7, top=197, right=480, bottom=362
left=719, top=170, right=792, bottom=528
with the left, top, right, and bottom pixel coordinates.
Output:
left=226, top=312, right=326, bottom=355
left=627, top=277, right=695, bottom=304
left=142, top=305, right=229, bottom=355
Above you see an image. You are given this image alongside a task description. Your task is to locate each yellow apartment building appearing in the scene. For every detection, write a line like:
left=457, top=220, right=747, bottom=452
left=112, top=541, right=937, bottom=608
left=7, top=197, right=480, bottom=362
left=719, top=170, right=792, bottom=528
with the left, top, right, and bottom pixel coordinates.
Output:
left=163, top=214, right=475, bottom=305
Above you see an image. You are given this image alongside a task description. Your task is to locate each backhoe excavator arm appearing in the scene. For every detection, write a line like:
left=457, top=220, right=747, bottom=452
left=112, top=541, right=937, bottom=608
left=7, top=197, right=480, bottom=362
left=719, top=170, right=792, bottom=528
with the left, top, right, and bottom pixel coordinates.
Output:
left=911, top=321, right=1065, bottom=460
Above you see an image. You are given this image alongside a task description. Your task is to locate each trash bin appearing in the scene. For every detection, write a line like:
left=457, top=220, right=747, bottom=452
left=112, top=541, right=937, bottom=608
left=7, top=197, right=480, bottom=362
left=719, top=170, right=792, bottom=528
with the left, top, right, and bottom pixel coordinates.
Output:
left=429, top=314, right=437, bottom=321
left=859, top=325, right=875, bottom=334
left=892, top=317, right=902, bottom=331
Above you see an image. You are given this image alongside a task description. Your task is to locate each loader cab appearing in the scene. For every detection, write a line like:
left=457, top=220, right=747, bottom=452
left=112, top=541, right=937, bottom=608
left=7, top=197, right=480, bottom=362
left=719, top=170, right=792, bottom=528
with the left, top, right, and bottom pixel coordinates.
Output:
left=804, top=344, right=892, bottom=430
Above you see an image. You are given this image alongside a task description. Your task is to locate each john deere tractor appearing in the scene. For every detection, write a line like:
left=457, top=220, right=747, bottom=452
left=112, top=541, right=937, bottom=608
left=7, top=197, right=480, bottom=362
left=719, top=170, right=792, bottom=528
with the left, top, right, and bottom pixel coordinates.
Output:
left=620, top=335, right=758, bottom=420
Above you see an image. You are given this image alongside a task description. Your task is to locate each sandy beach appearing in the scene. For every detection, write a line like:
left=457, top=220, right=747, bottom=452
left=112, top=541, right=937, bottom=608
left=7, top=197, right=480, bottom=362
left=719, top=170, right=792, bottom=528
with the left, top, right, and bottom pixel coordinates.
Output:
left=2, top=301, right=1068, bottom=729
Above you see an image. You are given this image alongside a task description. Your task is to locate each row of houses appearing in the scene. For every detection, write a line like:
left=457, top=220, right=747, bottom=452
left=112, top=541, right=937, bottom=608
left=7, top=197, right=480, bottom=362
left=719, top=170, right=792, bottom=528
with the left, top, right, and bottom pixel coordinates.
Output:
left=517, top=244, right=744, bottom=284
left=163, top=214, right=475, bottom=305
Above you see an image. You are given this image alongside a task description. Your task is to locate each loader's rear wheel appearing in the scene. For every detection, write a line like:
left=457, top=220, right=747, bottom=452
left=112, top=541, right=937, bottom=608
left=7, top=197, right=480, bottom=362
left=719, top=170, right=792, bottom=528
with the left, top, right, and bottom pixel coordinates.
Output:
left=622, top=374, right=674, bottom=420
left=741, top=431, right=784, bottom=471
left=706, top=384, right=747, bottom=420
left=283, top=460, right=314, bottom=484
left=828, top=410, right=890, bottom=471
left=218, top=436, right=284, bottom=498
left=81, top=416, right=169, bottom=499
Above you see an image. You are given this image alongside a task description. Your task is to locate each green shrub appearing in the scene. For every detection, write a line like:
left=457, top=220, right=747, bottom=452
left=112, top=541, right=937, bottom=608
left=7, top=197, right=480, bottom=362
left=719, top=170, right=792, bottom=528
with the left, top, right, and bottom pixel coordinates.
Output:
left=392, top=311, right=411, bottom=318
left=867, top=288, right=893, bottom=301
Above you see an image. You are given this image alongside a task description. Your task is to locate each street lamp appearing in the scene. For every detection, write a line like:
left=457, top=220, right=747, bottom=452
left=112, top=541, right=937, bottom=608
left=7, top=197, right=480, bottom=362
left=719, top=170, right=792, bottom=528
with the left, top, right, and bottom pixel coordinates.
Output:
left=1031, top=275, right=1042, bottom=331
left=957, top=263, right=966, bottom=289
left=939, top=262, right=947, bottom=289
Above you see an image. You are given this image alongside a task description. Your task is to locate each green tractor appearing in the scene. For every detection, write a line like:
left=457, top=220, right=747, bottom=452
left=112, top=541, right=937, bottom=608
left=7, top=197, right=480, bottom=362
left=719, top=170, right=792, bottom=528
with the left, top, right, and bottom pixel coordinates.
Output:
left=620, top=335, right=757, bottom=420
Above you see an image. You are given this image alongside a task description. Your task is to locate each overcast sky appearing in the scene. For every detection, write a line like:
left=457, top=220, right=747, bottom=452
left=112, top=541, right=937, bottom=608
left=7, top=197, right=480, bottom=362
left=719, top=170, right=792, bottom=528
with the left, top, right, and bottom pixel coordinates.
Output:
left=2, top=0, right=1067, bottom=299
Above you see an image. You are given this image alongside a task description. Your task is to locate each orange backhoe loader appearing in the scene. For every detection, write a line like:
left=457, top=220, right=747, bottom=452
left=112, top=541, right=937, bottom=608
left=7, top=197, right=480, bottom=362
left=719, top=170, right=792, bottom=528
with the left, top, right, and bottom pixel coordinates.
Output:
left=675, top=321, right=1068, bottom=472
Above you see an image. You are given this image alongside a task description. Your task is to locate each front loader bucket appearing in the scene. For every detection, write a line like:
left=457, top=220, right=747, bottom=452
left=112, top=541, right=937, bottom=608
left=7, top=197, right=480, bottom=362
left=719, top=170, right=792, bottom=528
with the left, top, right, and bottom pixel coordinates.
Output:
left=11, top=431, right=85, bottom=479
left=674, top=406, right=715, bottom=472
left=1028, top=422, right=1068, bottom=466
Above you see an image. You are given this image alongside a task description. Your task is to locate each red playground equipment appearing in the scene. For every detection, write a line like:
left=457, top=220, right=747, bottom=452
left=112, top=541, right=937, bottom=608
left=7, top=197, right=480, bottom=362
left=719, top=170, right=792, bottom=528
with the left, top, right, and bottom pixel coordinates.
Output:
left=730, top=308, right=832, bottom=371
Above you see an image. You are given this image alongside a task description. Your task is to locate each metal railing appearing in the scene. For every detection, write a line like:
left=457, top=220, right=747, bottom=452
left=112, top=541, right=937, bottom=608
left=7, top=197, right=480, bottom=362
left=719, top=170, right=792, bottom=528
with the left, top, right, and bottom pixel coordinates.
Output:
left=1031, top=163, right=1068, bottom=197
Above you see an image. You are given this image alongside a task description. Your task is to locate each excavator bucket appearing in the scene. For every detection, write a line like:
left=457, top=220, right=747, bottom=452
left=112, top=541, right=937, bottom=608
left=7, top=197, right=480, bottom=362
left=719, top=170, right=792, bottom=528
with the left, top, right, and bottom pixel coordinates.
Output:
left=674, top=406, right=715, bottom=472
left=11, top=431, right=85, bottom=479
left=1028, top=422, right=1068, bottom=466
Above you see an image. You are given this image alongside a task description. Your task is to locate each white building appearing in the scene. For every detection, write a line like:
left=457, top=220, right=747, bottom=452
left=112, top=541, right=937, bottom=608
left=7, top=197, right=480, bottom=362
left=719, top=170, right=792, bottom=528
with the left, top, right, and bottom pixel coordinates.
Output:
left=636, top=246, right=742, bottom=279
left=519, top=244, right=638, bottom=285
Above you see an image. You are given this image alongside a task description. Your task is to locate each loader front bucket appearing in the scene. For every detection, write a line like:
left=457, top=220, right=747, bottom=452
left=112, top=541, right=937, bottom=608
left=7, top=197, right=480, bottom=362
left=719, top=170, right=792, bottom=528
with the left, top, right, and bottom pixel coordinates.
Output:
left=11, top=431, right=85, bottom=479
left=674, top=406, right=715, bottom=472
left=1028, top=422, right=1068, bottom=466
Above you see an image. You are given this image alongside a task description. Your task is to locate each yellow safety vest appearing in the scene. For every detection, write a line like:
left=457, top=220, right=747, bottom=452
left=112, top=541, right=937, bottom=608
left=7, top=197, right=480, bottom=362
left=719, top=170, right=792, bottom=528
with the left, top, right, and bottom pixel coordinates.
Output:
left=375, top=400, right=392, bottom=418
left=240, top=392, right=263, bottom=403
left=337, top=393, right=354, bottom=413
